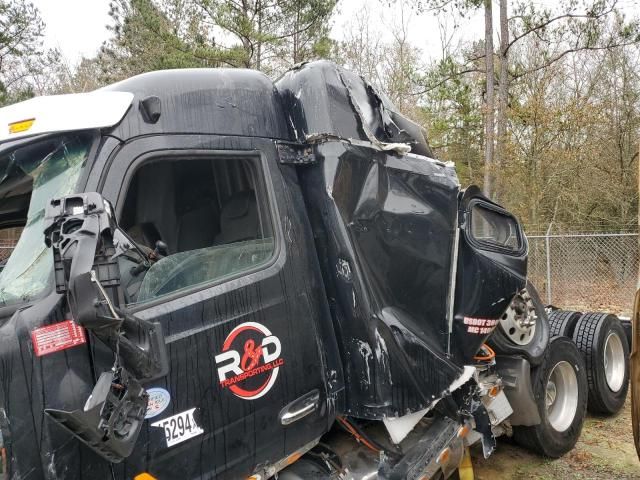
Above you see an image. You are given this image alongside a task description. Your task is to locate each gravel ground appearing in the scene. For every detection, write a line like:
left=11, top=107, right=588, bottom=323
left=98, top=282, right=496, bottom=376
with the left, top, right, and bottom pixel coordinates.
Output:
left=472, top=396, right=640, bottom=479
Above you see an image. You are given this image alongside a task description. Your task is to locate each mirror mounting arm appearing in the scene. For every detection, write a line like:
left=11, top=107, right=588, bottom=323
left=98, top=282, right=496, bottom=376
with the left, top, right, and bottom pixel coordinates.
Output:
left=42, top=192, right=168, bottom=380
left=42, top=192, right=169, bottom=463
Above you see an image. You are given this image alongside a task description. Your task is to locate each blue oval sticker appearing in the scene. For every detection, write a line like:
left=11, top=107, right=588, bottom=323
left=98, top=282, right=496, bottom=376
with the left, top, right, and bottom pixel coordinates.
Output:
left=145, top=387, right=171, bottom=419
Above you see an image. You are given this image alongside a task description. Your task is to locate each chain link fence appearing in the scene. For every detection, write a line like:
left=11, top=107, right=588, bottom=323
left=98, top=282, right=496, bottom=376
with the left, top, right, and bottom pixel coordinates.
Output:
left=527, top=230, right=638, bottom=315
left=0, top=245, right=13, bottom=262
left=0, top=227, right=20, bottom=262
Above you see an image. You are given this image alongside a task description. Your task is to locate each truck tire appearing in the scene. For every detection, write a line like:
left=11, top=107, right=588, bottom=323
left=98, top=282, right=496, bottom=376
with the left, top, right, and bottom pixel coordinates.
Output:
left=513, top=336, right=587, bottom=458
left=572, top=312, right=629, bottom=415
left=548, top=310, right=582, bottom=338
left=489, top=281, right=549, bottom=366
left=620, top=316, right=633, bottom=351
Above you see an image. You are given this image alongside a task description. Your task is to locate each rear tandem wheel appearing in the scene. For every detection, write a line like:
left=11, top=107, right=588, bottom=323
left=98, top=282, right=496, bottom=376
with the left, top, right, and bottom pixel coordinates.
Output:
left=513, top=336, right=588, bottom=458
left=548, top=310, right=582, bottom=339
left=572, top=312, right=630, bottom=415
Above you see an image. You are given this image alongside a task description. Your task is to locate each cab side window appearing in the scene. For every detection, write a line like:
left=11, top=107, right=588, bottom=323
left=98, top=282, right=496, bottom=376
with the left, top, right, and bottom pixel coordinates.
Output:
left=469, top=201, right=522, bottom=252
left=119, top=156, right=274, bottom=304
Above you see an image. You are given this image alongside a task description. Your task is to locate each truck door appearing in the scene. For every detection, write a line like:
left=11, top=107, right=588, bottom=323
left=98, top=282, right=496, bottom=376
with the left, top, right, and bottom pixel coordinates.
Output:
left=95, top=137, right=334, bottom=479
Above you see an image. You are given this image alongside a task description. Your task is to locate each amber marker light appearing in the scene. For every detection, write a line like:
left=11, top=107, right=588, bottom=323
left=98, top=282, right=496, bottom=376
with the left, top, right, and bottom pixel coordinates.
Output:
left=133, top=473, right=157, bottom=480
left=437, top=447, right=451, bottom=465
left=457, top=424, right=470, bottom=438
left=8, top=118, right=35, bottom=134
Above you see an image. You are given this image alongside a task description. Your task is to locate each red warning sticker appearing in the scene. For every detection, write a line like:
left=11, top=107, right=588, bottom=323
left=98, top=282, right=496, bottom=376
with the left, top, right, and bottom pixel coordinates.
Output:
left=31, top=320, right=86, bottom=357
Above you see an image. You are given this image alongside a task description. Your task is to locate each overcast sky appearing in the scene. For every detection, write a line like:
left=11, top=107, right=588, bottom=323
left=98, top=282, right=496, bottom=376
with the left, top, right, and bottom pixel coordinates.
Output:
left=32, top=0, right=112, bottom=61
left=30, top=0, right=639, bottom=67
left=30, top=0, right=486, bottom=65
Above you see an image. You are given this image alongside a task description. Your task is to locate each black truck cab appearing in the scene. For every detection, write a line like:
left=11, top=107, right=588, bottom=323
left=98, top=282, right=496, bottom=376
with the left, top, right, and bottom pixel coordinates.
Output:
left=0, top=61, right=529, bottom=480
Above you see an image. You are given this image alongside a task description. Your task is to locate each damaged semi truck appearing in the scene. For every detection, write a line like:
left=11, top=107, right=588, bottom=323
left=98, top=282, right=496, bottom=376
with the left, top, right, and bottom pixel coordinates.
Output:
left=0, top=61, right=630, bottom=479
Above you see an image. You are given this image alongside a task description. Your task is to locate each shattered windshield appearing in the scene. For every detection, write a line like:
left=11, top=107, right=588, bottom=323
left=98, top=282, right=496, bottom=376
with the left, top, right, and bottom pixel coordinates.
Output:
left=0, top=135, right=91, bottom=306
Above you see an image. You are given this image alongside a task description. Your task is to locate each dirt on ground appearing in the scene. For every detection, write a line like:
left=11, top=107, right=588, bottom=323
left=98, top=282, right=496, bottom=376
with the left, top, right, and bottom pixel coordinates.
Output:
left=472, top=397, right=640, bottom=479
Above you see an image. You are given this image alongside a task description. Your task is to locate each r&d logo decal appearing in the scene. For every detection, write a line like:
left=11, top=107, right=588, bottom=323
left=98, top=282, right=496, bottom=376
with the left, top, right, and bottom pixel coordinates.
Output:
left=215, top=322, right=284, bottom=400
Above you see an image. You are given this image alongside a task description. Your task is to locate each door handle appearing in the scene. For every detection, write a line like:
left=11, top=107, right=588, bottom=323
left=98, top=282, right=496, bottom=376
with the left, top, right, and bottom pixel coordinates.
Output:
left=279, top=390, right=320, bottom=425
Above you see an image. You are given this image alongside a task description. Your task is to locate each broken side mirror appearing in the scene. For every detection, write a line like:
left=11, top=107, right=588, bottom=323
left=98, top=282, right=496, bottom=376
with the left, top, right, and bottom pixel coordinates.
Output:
left=46, top=368, right=148, bottom=462
left=42, top=192, right=169, bottom=462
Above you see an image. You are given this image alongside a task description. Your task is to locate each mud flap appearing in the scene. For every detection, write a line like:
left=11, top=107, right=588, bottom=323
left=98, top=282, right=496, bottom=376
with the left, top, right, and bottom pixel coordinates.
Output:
left=471, top=399, right=496, bottom=458
left=42, top=192, right=168, bottom=462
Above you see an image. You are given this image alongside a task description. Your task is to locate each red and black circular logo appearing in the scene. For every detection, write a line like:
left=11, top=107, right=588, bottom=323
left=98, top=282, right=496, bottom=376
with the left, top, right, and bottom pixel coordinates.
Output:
left=214, top=322, right=284, bottom=400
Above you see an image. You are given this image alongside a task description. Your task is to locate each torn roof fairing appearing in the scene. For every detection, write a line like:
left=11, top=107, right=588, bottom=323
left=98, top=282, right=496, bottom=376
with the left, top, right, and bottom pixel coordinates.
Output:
left=276, top=60, right=432, bottom=157
left=334, top=68, right=411, bottom=155
left=306, top=133, right=411, bottom=155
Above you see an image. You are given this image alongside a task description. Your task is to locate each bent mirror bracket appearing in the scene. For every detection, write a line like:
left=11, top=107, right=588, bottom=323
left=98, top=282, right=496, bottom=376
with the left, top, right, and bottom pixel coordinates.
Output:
left=42, top=192, right=169, bottom=463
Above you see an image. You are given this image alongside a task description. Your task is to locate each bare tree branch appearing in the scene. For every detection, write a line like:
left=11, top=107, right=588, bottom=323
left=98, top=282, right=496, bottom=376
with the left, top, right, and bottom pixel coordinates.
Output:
left=506, top=2, right=619, bottom=54
left=511, top=40, right=639, bottom=80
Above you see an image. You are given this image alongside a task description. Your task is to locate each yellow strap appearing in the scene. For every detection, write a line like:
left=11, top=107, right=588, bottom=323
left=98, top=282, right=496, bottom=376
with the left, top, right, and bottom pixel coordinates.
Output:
left=458, top=446, right=474, bottom=480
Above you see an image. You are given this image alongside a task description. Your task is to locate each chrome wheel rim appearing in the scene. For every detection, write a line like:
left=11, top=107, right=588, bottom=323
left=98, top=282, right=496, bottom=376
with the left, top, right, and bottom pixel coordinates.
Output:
left=546, top=361, right=578, bottom=432
left=604, top=332, right=625, bottom=392
left=500, top=291, right=537, bottom=345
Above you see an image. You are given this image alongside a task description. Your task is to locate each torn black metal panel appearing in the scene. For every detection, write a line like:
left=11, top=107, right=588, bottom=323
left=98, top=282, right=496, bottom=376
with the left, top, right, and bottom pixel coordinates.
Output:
left=0, top=292, right=113, bottom=479
left=277, top=62, right=361, bottom=142
left=276, top=60, right=433, bottom=156
left=377, top=309, right=465, bottom=409
left=298, top=140, right=465, bottom=417
left=450, top=251, right=526, bottom=363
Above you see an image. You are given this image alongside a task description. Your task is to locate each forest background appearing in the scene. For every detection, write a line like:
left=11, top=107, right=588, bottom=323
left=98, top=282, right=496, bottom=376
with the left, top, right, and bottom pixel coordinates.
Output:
left=2, top=0, right=639, bottom=234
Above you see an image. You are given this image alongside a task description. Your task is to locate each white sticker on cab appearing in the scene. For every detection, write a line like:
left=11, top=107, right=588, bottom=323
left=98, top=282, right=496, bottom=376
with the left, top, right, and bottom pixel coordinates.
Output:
left=145, top=387, right=171, bottom=419
left=151, top=408, right=204, bottom=447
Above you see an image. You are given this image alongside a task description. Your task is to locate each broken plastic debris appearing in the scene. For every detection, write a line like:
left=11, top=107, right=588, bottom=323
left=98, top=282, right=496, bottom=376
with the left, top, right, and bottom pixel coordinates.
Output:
left=382, top=366, right=476, bottom=444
